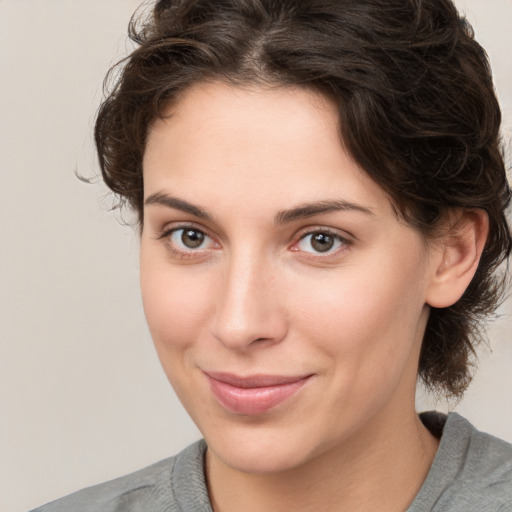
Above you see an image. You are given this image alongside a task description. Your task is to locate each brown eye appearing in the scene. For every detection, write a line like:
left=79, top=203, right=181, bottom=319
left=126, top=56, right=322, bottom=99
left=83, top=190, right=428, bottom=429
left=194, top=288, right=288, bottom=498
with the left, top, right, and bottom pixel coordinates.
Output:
left=297, top=231, right=344, bottom=254
left=169, top=228, right=209, bottom=250
left=181, top=229, right=205, bottom=248
left=311, top=233, right=335, bottom=252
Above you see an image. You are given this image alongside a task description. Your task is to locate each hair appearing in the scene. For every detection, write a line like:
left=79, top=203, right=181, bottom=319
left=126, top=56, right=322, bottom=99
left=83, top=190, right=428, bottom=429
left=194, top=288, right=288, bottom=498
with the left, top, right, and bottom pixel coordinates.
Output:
left=95, top=0, right=511, bottom=397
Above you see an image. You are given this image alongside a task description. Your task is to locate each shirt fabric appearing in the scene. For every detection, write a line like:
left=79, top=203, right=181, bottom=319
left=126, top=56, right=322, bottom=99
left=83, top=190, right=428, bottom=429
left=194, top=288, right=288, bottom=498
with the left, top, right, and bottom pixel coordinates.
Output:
left=30, top=412, right=512, bottom=511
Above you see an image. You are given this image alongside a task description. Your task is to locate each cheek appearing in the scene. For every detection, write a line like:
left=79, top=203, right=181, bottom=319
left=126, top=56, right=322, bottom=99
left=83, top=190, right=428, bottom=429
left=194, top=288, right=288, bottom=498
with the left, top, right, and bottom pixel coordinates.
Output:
left=140, top=256, right=214, bottom=355
left=289, top=247, right=428, bottom=377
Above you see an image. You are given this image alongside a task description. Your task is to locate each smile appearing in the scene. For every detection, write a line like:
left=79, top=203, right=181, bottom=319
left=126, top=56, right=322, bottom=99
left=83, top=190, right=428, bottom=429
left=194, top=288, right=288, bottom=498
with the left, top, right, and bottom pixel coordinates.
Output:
left=204, top=372, right=312, bottom=415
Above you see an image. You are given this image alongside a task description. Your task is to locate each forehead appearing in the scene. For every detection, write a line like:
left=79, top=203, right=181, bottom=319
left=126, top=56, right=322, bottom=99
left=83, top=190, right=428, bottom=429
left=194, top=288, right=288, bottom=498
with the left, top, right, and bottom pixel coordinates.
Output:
left=146, top=81, right=341, bottom=160
left=143, top=81, right=392, bottom=216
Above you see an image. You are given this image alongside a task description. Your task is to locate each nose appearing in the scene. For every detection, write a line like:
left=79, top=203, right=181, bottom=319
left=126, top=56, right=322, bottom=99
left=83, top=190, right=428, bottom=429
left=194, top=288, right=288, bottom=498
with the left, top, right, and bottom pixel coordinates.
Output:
left=210, top=252, right=288, bottom=350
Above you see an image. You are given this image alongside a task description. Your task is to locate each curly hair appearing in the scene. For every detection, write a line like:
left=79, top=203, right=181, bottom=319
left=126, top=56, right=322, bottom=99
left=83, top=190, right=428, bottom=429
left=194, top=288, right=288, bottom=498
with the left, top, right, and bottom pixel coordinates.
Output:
left=95, top=0, right=511, bottom=397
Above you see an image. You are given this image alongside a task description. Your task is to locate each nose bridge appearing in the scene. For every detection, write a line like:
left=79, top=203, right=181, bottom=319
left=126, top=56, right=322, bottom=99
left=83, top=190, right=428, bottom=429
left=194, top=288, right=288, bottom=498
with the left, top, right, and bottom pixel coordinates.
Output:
left=211, top=245, right=286, bottom=349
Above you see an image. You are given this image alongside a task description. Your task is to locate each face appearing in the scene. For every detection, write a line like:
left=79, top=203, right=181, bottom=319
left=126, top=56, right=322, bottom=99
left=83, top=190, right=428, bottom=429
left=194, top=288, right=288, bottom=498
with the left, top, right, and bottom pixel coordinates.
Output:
left=141, top=81, right=437, bottom=474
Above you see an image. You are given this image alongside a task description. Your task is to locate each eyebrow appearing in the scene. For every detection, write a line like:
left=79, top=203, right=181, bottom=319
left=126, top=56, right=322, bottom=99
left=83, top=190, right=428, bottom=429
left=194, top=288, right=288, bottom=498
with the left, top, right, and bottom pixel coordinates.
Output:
left=145, top=193, right=374, bottom=225
left=274, top=200, right=375, bottom=224
left=145, top=192, right=214, bottom=222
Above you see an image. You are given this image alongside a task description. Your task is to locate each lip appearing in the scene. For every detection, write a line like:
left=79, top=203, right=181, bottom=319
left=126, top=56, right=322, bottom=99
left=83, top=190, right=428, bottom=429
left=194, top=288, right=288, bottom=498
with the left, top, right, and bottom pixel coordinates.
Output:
left=204, top=371, right=312, bottom=415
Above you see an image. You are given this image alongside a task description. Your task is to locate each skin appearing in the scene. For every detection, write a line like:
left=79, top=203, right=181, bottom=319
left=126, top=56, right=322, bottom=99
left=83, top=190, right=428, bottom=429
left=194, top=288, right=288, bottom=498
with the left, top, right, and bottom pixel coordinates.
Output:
left=140, top=81, right=486, bottom=511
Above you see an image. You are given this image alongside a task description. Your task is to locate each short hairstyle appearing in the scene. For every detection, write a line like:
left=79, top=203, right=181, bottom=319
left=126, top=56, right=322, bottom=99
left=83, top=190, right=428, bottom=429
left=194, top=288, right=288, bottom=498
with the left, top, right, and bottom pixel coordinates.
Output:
left=95, top=0, right=511, bottom=397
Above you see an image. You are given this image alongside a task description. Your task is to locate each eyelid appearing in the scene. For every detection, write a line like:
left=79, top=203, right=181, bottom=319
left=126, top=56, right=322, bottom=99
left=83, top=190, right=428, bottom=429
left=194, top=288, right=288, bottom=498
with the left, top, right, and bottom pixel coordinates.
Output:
left=157, top=221, right=213, bottom=241
left=156, top=222, right=353, bottom=260
left=157, top=223, right=221, bottom=258
left=295, top=225, right=354, bottom=243
left=290, top=226, right=353, bottom=257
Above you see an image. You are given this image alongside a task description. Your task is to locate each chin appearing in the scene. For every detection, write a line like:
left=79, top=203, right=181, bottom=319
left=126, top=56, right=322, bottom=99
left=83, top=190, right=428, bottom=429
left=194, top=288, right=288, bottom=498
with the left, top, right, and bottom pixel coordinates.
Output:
left=210, top=444, right=311, bottom=475
left=203, top=422, right=328, bottom=475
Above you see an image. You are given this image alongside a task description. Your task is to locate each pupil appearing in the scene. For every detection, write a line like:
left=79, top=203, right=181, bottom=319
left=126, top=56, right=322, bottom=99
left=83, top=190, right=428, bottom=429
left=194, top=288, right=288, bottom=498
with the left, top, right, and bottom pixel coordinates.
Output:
left=311, top=233, right=334, bottom=252
left=182, top=229, right=204, bottom=248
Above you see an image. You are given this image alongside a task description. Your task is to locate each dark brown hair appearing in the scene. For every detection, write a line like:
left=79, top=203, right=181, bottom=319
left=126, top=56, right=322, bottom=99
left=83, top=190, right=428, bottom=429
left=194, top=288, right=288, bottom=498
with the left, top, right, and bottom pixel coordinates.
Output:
left=95, top=0, right=511, bottom=397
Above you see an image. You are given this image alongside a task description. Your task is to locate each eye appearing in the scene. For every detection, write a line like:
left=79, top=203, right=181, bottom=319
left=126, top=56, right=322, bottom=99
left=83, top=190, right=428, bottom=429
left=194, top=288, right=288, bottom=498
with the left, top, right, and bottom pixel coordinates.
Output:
left=160, top=226, right=217, bottom=256
left=296, top=231, right=346, bottom=254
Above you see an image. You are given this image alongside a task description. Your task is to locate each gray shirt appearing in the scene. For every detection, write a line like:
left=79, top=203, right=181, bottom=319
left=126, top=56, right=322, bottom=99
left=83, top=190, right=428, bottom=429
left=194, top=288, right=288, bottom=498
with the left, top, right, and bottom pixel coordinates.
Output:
left=30, top=413, right=512, bottom=511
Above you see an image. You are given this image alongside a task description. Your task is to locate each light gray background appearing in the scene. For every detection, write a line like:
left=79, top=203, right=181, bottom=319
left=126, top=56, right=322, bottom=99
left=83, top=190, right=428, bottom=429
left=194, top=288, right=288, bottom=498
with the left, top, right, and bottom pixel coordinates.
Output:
left=1, top=1, right=511, bottom=511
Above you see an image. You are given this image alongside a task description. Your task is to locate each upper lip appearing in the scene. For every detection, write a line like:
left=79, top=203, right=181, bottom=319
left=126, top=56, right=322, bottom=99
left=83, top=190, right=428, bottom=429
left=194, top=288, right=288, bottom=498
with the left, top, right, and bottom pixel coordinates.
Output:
left=203, top=371, right=312, bottom=388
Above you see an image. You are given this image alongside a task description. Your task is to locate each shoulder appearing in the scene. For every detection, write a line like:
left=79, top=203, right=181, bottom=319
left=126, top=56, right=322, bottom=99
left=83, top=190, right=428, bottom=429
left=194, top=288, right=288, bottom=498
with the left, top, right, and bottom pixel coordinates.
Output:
left=454, top=414, right=512, bottom=509
left=411, top=413, right=512, bottom=512
left=29, top=440, right=210, bottom=512
left=444, top=413, right=512, bottom=486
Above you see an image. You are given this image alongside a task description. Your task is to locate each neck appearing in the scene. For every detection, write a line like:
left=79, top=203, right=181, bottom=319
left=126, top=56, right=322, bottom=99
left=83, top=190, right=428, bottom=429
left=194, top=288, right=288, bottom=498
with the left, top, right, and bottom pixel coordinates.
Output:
left=206, top=406, right=439, bottom=512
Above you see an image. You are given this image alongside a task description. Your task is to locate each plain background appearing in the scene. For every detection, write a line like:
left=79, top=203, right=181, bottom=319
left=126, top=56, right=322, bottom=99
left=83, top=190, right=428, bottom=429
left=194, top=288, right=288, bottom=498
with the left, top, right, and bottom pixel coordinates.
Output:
left=1, top=1, right=511, bottom=511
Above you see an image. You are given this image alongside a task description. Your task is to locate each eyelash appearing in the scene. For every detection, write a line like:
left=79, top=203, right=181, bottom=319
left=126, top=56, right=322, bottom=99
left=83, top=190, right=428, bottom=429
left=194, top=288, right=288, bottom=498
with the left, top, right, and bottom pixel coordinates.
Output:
left=293, top=229, right=352, bottom=259
left=157, top=224, right=218, bottom=259
left=157, top=224, right=352, bottom=260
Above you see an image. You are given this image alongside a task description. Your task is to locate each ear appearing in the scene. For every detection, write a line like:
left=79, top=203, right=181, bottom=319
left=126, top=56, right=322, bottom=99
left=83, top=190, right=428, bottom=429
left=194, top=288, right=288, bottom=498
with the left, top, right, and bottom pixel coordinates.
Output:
left=425, top=209, right=489, bottom=308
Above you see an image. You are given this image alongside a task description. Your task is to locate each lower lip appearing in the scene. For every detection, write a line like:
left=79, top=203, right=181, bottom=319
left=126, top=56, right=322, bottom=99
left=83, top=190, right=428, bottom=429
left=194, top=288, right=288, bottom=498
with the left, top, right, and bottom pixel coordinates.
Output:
left=206, top=375, right=310, bottom=415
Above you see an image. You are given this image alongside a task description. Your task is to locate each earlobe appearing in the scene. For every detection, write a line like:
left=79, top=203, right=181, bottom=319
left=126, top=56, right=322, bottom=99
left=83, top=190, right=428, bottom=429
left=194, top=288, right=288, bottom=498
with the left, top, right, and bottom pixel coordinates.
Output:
left=426, top=209, right=489, bottom=308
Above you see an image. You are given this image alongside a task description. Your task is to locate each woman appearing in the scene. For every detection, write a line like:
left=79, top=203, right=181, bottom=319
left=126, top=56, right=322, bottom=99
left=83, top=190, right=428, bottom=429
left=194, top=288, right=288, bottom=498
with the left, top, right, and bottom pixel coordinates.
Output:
left=31, top=0, right=511, bottom=510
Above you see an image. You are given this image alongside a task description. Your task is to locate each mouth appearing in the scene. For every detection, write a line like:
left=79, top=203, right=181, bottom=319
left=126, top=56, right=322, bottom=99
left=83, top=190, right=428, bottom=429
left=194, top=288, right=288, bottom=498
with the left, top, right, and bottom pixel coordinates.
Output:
left=203, top=371, right=312, bottom=415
